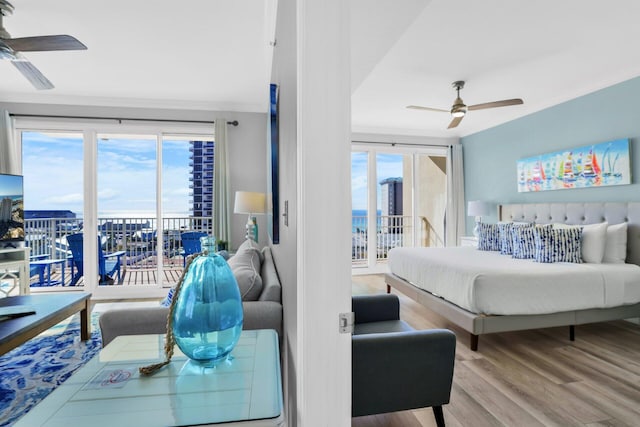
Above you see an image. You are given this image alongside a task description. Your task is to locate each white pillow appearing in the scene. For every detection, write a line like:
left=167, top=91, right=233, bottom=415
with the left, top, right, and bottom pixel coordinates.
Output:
left=603, top=223, right=628, bottom=264
left=581, top=222, right=608, bottom=263
left=553, top=222, right=608, bottom=263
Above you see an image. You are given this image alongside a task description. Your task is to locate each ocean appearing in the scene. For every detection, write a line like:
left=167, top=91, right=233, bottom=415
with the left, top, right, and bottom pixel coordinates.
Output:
left=352, top=209, right=381, bottom=233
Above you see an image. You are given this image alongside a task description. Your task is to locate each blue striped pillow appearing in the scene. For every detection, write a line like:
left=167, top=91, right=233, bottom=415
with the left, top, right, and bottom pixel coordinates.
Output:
left=498, top=222, right=514, bottom=255
left=534, top=227, right=583, bottom=263
left=512, top=224, right=552, bottom=259
left=477, top=223, right=501, bottom=251
left=160, top=287, right=175, bottom=307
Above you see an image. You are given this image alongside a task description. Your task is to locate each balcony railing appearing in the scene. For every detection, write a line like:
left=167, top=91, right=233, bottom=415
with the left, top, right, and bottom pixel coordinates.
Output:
left=352, top=214, right=412, bottom=265
left=25, top=216, right=213, bottom=288
left=24, top=213, right=424, bottom=288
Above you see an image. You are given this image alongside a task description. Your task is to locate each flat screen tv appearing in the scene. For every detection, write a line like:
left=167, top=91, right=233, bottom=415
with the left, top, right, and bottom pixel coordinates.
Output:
left=0, top=173, right=24, bottom=248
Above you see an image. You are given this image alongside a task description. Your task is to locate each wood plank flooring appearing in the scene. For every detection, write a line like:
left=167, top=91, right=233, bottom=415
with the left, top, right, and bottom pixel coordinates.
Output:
left=351, top=274, right=640, bottom=427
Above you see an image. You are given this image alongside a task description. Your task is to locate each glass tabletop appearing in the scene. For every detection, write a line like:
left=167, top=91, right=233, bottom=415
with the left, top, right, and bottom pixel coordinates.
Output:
left=15, top=329, right=283, bottom=427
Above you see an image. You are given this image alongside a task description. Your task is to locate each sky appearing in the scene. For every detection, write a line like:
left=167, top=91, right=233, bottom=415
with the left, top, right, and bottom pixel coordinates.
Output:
left=351, top=152, right=404, bottom=211
left=23, top=131, right=403, bottom=216
left=0, top=173, right=23, bottom=198
left=22, top=131, right=194, bottom=217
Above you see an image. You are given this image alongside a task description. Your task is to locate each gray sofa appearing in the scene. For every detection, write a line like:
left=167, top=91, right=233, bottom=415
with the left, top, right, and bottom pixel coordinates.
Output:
left=98, top=246, right=282, bottom=347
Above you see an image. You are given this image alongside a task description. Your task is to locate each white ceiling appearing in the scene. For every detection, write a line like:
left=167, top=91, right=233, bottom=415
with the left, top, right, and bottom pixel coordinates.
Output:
left=0, top=0, right=277, bottom=112
left=2, top=0, right=640, bottom=138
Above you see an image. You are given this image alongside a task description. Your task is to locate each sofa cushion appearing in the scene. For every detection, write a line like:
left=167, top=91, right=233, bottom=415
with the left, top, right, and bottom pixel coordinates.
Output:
left=259, top=247, right=282, bottom=302
left=227, top=243, right=264, bottom=301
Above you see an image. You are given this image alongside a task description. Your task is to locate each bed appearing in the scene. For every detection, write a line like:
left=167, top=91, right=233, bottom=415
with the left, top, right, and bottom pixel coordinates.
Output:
left=385, top=202, right=640, bottom=351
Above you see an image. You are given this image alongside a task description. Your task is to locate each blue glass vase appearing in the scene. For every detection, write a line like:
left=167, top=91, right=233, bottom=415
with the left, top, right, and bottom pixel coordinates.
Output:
left=172, top=236, right=243, bottom=366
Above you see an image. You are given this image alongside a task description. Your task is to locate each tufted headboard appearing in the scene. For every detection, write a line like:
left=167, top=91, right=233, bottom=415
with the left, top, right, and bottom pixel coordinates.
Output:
left=499, top=202, right=640, bottom=267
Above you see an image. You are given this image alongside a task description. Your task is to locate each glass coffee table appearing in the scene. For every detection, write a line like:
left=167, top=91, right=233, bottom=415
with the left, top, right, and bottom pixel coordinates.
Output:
left=15, top=329, right=283, bottom=426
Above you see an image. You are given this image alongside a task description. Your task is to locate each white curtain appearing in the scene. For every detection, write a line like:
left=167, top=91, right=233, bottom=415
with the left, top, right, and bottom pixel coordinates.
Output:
left=214, top=119, right=231, bottom=243
left=0, top=110, right=20, bottom=175
left=445, top=144, right=465, bottom=246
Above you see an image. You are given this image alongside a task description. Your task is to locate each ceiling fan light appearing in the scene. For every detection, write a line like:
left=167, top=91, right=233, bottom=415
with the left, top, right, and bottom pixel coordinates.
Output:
left=451, top=110, right=465, bottom=118
left=0, top=44, right=15, bottom=60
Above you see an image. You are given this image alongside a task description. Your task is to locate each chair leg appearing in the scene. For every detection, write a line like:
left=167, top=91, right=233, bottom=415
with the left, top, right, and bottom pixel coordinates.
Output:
left=432, top=405, right=445, bottom=427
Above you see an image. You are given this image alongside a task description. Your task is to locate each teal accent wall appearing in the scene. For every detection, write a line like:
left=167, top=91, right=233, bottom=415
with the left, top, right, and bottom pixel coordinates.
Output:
left=461, top=76, right=640, bottom=234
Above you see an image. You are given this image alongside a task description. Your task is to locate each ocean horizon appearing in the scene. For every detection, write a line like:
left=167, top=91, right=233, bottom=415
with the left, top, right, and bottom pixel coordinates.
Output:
left=352, top=209, right=381, bottom=233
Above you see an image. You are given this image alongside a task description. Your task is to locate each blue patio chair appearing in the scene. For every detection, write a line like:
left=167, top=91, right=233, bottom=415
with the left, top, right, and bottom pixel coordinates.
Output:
left=66, top=233, right=126, bottom=285
left=180, top=231, right=208, bottom=266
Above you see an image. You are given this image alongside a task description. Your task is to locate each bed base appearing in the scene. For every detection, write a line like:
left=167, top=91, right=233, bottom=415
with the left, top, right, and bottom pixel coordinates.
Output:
left=385, top=272, right=640, bottom=351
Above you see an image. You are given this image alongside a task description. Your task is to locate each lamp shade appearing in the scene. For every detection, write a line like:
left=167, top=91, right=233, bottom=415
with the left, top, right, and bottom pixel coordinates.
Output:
left=234, top=191, right=266, bottom=215
left=467, top=200, right=492, bottom=217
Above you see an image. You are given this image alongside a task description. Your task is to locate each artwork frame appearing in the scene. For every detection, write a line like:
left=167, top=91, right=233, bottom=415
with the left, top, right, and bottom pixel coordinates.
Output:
left=268, top=83, right=280, bottom=244
left=517, top=138, right=631, bottom=193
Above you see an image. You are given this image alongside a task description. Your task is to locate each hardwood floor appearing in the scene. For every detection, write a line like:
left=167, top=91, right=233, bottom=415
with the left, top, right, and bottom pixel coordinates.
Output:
left=351, top=274, right=640, bottom=427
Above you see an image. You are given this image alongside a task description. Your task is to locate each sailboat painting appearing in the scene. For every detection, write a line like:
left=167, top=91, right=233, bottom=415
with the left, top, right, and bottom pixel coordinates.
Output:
left=517, top=139, right=631, bottom=192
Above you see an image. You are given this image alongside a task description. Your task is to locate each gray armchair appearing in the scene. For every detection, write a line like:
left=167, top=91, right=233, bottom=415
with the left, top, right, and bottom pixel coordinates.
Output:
left=352, top=294, right=456, bottom=426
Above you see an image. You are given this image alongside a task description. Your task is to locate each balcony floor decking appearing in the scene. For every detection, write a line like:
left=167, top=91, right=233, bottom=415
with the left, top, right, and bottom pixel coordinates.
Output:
left=29, top=266, right=184, bottom=288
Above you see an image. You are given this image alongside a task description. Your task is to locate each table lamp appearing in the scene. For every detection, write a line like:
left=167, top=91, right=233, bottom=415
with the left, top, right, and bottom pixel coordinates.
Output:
left=467, top=200, right=492, bottom=237
left=234, top=191, right=266, bottom=242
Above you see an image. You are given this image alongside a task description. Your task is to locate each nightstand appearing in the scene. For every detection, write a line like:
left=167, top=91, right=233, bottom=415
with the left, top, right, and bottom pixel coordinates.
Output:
left=460, top=236, right=478, bottom=247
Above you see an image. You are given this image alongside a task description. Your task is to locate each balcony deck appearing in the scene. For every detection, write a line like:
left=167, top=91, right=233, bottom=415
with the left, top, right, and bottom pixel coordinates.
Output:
left=29, top=266, right=184, bottom=288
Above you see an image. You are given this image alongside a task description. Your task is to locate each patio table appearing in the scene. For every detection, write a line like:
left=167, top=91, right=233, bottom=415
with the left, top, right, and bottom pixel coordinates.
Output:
left=30, top=258, right=66, bottom=287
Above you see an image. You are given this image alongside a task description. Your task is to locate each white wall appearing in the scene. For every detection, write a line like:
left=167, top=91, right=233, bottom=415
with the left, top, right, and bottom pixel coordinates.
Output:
left=0, top=101, right=266, bottom=250
left=270, top=0, right=352, bottom=425
left=269, top=0, right=299, bottom=422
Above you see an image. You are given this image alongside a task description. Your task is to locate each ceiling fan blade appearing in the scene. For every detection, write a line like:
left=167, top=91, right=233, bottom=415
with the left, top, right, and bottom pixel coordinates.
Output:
left=447, top=116, right=464, bottom=129
left=406, top=105, right=449, bottom=113
left=11, top=56, right=54, bottom=90
left=0, top=1, right=14, bottom=15
left=468, top=98, right=523, bottom=111
left=3, top=35, right=87, bottom=52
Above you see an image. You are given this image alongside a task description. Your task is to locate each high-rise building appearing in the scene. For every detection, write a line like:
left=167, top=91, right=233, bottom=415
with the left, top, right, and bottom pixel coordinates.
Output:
left=380, top=177, right=403, bottom=216
left=380, top=177, right=403, bottom=234
left=189, top=141, right=214, bottom=218
left=0, top=198, right=12, bottom=222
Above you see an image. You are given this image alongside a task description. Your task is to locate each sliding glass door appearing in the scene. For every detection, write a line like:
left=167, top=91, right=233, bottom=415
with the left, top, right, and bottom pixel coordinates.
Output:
left=18, top=119, right=215, bottom=299
left=351, top=143, right=449, bottom=273
left=97, top=134, right=159, bottom=287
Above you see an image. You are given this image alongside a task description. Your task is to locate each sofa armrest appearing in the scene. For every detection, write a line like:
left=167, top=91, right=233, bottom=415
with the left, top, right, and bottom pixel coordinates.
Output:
left=99, top=306, right=169, bottom=347
left=352, top=328, right=456, bottom=417
left=352, top=294, right=400, bottom=323
left=242, top=301, right=282, bottom=339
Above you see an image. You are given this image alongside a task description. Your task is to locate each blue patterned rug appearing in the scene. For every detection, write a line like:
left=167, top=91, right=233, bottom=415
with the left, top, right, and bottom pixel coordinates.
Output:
left=0, top=312, right=102, bottom=426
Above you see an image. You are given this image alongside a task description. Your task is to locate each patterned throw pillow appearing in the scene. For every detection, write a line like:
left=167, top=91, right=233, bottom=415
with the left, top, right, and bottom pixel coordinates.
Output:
left=497, top=222, right=514, bottom=255
left=534, top=226, right=583, bottom=263
left=512, top=224, right=550, bottom=259
left=160, top=287, right=175, bottom=307
left=477, top=223, right=501, bottom=251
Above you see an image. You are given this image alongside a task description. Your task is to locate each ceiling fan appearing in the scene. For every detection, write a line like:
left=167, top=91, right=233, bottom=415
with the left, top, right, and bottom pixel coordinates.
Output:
left=407, top=80, right=523, bottom=129
left=0, top=0, right=86, bottom=90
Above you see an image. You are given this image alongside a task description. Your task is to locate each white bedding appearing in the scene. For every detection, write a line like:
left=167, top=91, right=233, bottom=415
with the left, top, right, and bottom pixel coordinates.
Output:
left=388, top=247, right=640, bottom=315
